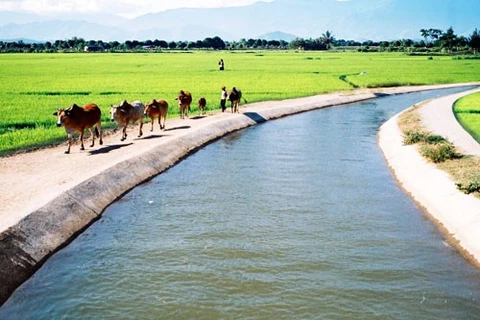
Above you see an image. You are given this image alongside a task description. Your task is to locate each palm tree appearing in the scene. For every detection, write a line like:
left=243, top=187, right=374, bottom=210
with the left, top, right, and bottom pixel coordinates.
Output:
left=420, top=28, right=430, bottom=46
left=320, top=30, right=335, bottom=50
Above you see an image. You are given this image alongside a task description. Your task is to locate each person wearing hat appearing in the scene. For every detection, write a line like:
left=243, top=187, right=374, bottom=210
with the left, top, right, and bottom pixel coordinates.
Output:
left=220, top=85, right=227, bottom=112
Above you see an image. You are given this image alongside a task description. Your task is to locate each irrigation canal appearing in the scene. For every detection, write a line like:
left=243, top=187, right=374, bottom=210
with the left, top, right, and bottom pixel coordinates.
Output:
left=1, top=87, right=479, bottom=319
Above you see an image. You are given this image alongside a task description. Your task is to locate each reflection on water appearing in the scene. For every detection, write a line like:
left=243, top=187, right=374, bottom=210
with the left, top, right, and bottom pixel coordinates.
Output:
left=2, top=87, right=480, bottom=319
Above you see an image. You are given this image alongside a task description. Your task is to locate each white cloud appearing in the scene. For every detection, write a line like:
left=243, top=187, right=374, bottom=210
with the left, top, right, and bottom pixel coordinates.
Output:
left=0, top=0, right=274, bottom=18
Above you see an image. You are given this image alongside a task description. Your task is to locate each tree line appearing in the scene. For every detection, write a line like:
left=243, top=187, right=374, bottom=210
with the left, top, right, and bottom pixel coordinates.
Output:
left=1, top=27, right=479, bottom=54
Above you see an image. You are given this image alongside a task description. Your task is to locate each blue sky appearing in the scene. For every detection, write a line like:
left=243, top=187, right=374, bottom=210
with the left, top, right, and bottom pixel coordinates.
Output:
left=0, top=0, right=276, bottom=18
left=0, top=0, right=474, bottom=24
left=0, top=0, right=477, bottom=41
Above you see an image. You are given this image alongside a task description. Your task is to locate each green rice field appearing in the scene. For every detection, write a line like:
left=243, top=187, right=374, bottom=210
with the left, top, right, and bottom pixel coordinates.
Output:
left=454, top=92, right=480, bottom=143
left=1, top=51, right=480, bottom=156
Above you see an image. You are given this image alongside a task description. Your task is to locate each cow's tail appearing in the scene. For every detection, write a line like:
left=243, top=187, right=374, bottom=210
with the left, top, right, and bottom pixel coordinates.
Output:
left=238, top=90, right=247, bottom=104
left=94, top=126, right=100, bottom=138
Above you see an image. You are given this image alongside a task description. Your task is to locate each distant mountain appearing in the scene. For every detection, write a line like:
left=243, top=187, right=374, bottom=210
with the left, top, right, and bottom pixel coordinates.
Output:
left=1, top=20, right=128, bottom=42
left=0, top=37, right=39, bottom=44
left=0, top=10, right=127, bottom=26
left=257, top=31, right=298, bottom=41
left=0, top=11, right=51, bottom=25
left=0, top=0, right=479, bottom=42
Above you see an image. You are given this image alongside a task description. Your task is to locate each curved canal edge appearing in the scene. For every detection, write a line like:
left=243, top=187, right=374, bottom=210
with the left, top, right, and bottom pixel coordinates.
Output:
left=1, top=83, right=479, bottom=305
left=378, top=87, right=480, bottom=268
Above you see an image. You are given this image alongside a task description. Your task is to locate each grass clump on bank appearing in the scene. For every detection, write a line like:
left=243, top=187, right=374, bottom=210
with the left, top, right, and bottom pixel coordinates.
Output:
left=398, top=105, right=480, bottom=196
left=403, top=129, right=460, bottom=163
left=419, top=141, right=461, bottom=163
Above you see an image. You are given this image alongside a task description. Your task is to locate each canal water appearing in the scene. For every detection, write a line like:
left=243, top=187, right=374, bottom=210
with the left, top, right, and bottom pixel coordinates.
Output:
left=2, top=88, right=480, bottom=319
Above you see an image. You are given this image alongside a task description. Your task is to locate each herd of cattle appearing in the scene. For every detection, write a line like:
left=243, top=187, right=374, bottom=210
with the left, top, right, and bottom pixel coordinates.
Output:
left=53, top=88, right=244, bottom=154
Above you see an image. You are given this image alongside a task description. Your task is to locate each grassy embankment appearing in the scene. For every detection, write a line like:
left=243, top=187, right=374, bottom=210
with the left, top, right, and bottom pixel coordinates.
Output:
left=454, top=92, right=480, bottom=143
left=1, top=51, right=480, bottom=156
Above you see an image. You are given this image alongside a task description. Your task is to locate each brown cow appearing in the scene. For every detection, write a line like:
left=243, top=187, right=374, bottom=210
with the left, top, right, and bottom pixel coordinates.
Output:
left=176, top=90, right=192, bottom=119
left=227, top=87, right=246, bottom=113
left=144, top=99, right=169, bottom=131
left=53, top=103, right=103, bottom=154
left=110, top=100, right=145, bottom=141
left=198, top=97, right=207, bottom=115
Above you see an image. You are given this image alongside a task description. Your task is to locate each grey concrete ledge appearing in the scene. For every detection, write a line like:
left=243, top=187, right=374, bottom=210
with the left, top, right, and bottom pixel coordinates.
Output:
left=1, top=83, right=479, bottom=305
left=378, top=88, right=480, bottom=268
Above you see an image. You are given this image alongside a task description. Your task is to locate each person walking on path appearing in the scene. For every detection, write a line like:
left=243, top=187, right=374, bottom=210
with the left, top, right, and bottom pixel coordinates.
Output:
left=220, top=85, right=227, bottom=112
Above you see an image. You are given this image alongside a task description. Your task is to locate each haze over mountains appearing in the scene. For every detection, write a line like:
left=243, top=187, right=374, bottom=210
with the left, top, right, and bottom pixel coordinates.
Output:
left=0, top=0, right=478, bottom=43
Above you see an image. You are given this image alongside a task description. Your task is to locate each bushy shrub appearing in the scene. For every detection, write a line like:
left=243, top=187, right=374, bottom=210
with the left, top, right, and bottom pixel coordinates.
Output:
left=456, top=180, right=480, bottom=194
left=424, top=134, right=446, bottom=144
left=404, top=130, right=461, bottom=162
left=420, top=142, right=460, bottom=163
left=403, top=131, right=446, bottom=145
left=403, top=130, right=427, bottom=145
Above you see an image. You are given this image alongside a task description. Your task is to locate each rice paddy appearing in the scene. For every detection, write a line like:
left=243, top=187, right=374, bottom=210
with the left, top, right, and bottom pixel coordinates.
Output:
left=1, top=50, right=479, bottom=155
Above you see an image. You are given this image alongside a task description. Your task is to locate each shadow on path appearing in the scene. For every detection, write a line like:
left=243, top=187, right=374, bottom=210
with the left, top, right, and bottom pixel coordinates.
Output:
left=89, top=143, right=133, bottom=155
left=190, top=115, right=207, bottom=120
left=165, top=126, right=191, bottom=131
left=138, top=134, right=166, bottom=140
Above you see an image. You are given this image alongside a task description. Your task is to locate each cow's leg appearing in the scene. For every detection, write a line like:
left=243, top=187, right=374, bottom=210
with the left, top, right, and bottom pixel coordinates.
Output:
left=158, top=114, right=167, bottom=130
left=65, top=133, right=72, bottom=154
left=88, top=127, right=95, bottom=147
left=121, top=125, right=127, bottom=141
left=150, top=119, right=154, bottom=131
left=97, top=122, right=103, bottom=145
left=79, top=129, right=85, bottom=150
left=138, top=121, right=143, bottom=137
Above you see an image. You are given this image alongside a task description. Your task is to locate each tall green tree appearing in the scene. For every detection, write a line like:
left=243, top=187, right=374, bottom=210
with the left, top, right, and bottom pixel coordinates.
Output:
left=419, top=28, right=443, bottom=47
left=320, top=30, right=335, bottom=49
left=439, top=27, right=458, bottom=52
left=420, top=28, right=430, bottom=45
left=469, top=28, right=480, bottom=54
left=211, top=36, right=226, bottom=50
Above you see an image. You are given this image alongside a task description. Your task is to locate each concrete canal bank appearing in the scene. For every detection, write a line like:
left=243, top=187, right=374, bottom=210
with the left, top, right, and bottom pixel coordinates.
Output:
left=379, top=87, right=480, bottom=268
